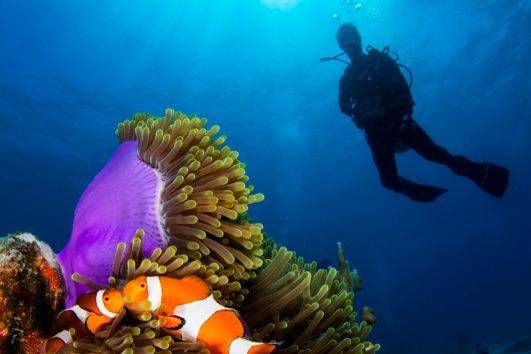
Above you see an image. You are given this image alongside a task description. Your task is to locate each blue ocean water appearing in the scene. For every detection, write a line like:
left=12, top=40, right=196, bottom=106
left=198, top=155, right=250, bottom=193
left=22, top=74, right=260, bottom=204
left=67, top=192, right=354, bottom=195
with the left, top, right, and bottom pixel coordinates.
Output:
left=0, top=0, right=529, bottom=353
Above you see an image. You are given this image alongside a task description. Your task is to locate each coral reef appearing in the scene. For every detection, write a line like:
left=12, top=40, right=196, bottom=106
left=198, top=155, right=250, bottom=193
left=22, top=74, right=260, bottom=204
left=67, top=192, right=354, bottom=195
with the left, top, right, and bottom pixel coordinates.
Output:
left=0, top=233, right=65, bottom=353
left=240, top=239, right=379, bottom=353
left=0, top=108, right=378, bottom=353
left=337, top=242, right=363, bottom=294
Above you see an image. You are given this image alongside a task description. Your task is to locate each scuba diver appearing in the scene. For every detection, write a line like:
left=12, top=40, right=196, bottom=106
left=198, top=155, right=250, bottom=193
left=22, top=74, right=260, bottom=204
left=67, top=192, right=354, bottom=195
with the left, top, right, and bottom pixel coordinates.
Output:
left=327, top=23, right=509, bottom=202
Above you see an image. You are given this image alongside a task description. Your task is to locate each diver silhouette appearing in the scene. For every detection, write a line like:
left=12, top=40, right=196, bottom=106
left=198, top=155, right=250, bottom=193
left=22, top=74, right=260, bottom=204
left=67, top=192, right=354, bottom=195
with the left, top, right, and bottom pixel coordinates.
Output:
left=331, top=24, right=509, bottom=202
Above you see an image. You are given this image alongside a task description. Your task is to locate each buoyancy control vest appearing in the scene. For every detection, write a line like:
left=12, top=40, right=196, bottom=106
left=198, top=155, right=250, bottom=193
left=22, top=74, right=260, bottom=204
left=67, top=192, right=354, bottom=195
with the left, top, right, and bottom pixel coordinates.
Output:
left=347, top=47, right=414, bottom=127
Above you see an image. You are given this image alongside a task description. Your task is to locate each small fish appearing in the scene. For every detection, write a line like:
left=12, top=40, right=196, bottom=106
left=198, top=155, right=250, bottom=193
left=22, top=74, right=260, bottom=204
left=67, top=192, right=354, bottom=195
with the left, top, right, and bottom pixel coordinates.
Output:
left=363, top=306, right=377, bottom=325
left=123, top=275, right=276, bottom=354
left=45, top=288, right=123, bottom=354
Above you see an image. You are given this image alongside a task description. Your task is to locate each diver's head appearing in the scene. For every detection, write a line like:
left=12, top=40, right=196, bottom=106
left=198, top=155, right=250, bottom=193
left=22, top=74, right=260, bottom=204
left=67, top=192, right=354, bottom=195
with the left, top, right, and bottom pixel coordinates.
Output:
left=337, top=23, right=362, bottom=59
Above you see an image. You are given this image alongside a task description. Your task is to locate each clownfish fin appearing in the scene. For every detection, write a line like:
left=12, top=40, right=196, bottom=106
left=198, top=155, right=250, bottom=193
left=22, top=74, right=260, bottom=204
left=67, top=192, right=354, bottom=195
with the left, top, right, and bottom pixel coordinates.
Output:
left=178, top=275, right=210, bottom=297
left=161, top=315, right=186, bottom=330
left=229, top=338, right=277, bottom=354
left=248, top=342, right=277, bottom=354
left=86, top=313, right=113, bottom=334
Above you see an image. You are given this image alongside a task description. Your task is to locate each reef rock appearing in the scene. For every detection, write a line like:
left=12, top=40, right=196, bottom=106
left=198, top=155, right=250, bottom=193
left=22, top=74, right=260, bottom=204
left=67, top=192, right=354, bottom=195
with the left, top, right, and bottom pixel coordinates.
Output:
left=0, top=233, right=66, bottom=353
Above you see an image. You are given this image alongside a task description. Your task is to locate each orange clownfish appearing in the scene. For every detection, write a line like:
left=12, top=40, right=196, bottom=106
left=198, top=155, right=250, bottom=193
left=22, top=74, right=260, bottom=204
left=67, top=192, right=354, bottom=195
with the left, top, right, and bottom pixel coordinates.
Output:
left=122, top=275, right=276, bottom=354
left=45, top=288, right=124, bottom=354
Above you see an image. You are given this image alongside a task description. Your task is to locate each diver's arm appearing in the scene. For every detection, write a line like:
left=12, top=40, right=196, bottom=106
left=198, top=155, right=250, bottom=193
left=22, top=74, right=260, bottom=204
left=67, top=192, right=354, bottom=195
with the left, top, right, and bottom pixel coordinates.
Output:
left=339, top=75, right=355, bottom=117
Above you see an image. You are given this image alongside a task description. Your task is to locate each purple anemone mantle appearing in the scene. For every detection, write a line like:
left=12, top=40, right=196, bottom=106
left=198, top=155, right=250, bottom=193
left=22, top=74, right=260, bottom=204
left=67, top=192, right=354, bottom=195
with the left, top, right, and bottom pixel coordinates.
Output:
left=58, top=141, right=165, bottom=306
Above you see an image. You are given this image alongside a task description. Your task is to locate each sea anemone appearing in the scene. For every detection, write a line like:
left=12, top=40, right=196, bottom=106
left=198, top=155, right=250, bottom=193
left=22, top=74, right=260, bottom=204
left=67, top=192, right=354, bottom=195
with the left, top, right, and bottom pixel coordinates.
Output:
left=57, top=232, right=378, bottom=354
left=241, top=239, right=380, bottom=353
left=59, top=109, right=265, bottom=307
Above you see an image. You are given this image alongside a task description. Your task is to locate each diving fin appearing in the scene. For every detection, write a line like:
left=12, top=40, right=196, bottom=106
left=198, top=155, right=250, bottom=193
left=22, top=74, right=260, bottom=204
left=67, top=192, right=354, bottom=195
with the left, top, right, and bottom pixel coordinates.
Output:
left=399, top=178, right=448, bottom=203
left=471, top=163, right=509, bottom=198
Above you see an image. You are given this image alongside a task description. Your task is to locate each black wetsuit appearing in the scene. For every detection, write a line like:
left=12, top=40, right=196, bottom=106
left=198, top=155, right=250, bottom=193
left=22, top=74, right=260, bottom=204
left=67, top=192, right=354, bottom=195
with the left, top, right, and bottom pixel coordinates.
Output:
left=339, top=49, right=509, bottom=202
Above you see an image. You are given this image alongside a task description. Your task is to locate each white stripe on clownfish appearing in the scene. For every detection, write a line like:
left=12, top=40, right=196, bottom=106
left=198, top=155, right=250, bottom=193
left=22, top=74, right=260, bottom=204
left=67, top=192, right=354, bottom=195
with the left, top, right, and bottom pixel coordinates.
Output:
left=70, top=305, right=90, bottom=323
left=173, top=294, right=227, bottom=342
left=147, top=276, right=162, bottom=311
left=96, top=290, right=118, bottom=318
left=229, top=337, right=263, bottom=354
left=53, top=329, right=73, bottom=344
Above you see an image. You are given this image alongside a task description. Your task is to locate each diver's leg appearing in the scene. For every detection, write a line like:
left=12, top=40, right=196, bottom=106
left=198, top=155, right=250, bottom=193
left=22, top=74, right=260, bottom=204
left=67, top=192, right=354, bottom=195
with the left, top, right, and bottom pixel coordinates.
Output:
left=400, top=118, right=509, bottom=197
left=366, top=133, right=399, bottom=190
left=399, top=118, right=455, bottom=165
left=365, top=131, right=447, bottom=202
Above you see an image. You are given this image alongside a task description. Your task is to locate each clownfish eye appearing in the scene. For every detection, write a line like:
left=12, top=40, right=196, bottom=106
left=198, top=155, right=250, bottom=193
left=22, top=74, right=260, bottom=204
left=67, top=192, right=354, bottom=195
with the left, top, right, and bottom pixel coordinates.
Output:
left=140, top=283, right=146, bottom=288
left=104, top=296, right=110, bottom=301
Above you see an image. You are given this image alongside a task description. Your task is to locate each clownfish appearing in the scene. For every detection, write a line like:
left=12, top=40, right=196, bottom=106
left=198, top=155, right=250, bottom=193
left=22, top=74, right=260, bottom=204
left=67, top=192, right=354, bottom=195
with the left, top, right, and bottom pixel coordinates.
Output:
left=122, top=275, right=276, bottom=354
left=45, top=288, right=124, bottom=354
left=45, top=330, right=73, bottom=354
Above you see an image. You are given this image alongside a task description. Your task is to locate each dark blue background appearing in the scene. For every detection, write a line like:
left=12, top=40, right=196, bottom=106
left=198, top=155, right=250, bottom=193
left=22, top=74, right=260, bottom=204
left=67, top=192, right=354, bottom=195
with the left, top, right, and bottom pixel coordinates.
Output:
left=1, top=1, right=530, bottom=352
